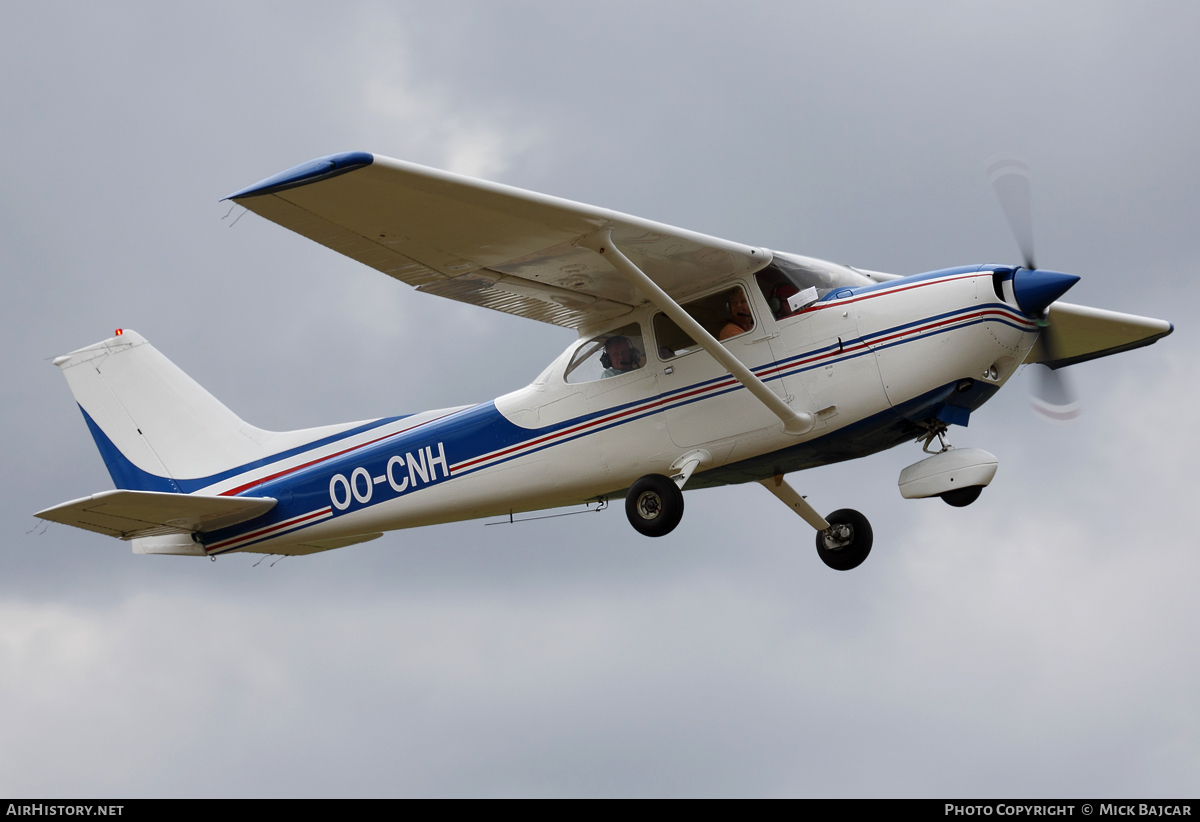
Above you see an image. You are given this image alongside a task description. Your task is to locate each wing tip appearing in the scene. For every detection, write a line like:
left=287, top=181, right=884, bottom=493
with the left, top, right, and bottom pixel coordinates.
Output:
left=222, top=151, right=374, bottom=201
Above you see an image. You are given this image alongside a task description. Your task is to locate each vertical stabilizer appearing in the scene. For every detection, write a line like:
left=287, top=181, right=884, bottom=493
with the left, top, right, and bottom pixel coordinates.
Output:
left=53, top=330, right=271, bottom=491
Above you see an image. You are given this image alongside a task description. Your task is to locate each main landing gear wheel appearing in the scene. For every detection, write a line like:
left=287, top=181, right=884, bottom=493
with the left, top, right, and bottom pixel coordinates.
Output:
left=940, top=486, right=983, bottom=507
left=625, top=473, right=684, bottom=537
left=816, top=508, right=873, bottom=571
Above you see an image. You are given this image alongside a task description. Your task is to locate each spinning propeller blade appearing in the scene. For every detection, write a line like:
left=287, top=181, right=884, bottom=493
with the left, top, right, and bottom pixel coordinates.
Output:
left=986, top=156, right=1081, bottom=421
left=1030, top=364, right=1080, bottom=422
left=1028, top=310, right=1081, bottom=422
left=987, top=156, right=1037, bottom=271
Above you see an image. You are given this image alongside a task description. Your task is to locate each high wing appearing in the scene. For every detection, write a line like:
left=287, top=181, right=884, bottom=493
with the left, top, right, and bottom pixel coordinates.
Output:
left=226, top=152, right=867, bottom=330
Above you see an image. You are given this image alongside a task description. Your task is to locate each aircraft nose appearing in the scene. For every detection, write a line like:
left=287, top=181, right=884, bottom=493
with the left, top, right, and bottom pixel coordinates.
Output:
left=1012, top=268, right=1080, bottom=317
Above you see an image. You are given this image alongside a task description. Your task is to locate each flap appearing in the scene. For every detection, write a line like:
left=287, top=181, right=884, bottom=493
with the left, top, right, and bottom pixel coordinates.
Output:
left=1025, top=302, right=1174, bottom=369
left=228, top=152, right=771, bottom=329
left=36, top=490, right=276, bottom=540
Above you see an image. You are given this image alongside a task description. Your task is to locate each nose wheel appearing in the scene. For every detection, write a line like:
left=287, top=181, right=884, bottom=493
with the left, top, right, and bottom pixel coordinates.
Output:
left=625, top=474, right=685, bottom=537
left=815, top=509, right=873, bottom=571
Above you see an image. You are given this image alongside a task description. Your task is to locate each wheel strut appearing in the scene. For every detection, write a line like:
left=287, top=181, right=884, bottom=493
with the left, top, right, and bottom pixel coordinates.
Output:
left=758, top=475, right=873, bottom=570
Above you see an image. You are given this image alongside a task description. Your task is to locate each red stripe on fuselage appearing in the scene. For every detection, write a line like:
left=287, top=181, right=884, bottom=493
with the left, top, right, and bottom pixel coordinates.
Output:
left=206, top=506, right=333, bottom=552
left=217, top=411, right=459, bottom=497
left=813, top=271, right=982, bottom=310
left=455, top=297, right=1030, bottom=473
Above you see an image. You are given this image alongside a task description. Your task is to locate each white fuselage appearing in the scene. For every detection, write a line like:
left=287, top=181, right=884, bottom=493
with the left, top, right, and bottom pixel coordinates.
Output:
left=188, top=266, right=1037, bottom=556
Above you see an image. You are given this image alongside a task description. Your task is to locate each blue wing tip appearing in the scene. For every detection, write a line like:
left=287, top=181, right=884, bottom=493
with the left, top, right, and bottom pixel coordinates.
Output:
left=222, top=151, right=374, bottom=201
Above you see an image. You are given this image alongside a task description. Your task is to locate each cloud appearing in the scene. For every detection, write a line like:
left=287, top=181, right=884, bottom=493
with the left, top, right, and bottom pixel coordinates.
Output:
left=363, top=77, right=532, bottom=180
left=352, top=10, right=541, bottom=180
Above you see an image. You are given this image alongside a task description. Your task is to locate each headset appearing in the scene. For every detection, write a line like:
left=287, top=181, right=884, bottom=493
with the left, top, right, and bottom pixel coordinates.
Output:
left=600, top=335, right=643, bottom=369
left=767, top=283, right=800, bottom=318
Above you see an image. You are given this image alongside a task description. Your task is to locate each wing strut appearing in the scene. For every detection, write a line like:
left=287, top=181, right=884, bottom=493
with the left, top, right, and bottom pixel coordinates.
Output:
left=578, top=229, right=815, bottom=436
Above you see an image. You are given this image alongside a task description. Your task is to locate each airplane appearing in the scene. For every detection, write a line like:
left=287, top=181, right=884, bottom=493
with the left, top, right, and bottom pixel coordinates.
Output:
left=35, top=152, right=1174, bottom=570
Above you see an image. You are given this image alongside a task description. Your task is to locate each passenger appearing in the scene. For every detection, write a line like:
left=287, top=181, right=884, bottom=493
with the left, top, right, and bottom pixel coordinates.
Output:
left=718, top=290, right=755, bottom=340
left=600, top=335, right=642, bottom=377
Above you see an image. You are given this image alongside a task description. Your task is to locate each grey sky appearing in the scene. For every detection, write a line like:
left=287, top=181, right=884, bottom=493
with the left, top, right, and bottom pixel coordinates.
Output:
left=2, top=1, right=1197, bottom=797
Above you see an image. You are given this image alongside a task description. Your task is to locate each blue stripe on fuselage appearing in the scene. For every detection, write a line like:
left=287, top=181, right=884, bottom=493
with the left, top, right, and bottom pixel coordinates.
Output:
left=690, top=378, right=1002, bottom=489
left=815, top=264, right=1013, bottom=302
left=201, top=300, right=1030, bottom=551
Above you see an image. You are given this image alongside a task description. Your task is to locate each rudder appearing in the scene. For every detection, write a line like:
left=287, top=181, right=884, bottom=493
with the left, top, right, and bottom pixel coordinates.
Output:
left=54, top=330, right=272, bottom=492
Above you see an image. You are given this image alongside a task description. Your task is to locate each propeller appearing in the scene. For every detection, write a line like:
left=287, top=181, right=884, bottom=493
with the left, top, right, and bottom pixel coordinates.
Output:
left=1029, top=363, right=1081, bottom=422
left=986, top=156, right=1081, bottom=422
left=987, top=157, right=1037, bottom=271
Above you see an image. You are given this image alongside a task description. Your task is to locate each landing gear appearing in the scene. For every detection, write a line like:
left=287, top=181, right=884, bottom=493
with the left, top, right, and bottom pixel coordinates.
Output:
left=815, top=509, right=873, bottom=571
left=625, top=473, right=684, bottom=537
left=940, top=486, right=983, bottom=507
left=899, top=422, right=998, bottom=507
left=757, top=475, right=874, bottom=571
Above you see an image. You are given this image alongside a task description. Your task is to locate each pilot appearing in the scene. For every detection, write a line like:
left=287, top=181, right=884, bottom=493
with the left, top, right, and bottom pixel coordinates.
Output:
left=769, top=282, right=801, bottom=320
left=601, top=335, right=642, bottom=377
left=718, top=289, right=755, bottom=340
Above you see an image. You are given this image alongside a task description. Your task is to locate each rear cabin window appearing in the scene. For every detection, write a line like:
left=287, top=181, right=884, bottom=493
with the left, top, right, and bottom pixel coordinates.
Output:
left=563, top=322, right=647, bottom=384
left=653, top=286, right=755, bottom=360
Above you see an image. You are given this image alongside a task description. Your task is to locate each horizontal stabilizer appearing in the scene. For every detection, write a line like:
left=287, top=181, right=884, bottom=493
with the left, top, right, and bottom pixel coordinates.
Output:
left=1025, top=302, right=1173, bottom=370
left=255, top=532, right=385, bottom=557
left=36, top=490, right=276, bottom=540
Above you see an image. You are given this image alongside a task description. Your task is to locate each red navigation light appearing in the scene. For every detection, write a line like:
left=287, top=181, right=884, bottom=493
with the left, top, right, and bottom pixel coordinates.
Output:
left=115, top=329, right=123, bottom=336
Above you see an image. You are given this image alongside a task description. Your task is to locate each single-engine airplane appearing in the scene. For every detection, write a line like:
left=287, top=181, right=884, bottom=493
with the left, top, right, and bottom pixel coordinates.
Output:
left=36, top=153, right=1173, bottom=569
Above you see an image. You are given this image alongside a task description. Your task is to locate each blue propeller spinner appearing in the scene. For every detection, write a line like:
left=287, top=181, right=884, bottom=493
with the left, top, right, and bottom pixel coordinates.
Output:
left=1011, top=268, right=1079, bottom=318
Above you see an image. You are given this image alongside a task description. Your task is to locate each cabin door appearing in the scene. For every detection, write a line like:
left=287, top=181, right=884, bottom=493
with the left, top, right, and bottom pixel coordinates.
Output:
left=653, top=282, right=793, bottom=450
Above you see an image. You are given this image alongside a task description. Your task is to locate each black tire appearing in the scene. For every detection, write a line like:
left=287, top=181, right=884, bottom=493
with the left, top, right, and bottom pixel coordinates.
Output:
left=625, top=474, right=684, bottom=537
left=940, top=485, right=983, bottom=507
left=815, top=508, right=873, bottom=571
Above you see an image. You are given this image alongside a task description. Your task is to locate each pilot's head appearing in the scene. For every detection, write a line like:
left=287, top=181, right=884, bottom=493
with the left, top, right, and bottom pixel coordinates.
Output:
left=729, top=289, right=752, bottom=322
left=770, top=283, right=800, bottom=318
left=603, top=335, right=640, bottom=372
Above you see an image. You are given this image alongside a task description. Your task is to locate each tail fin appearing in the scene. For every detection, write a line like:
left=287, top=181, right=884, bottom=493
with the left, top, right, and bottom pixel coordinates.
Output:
left=55, top=330, right=280, bottom=493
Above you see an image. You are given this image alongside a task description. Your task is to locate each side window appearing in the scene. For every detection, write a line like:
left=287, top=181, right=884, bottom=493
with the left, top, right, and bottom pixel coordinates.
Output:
left=564, top=322, right=647, bottom=384
left=653, top=286, right=755, bottom=360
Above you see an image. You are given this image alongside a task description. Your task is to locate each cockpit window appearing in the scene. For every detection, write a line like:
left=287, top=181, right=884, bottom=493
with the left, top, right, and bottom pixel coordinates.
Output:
left=653, top=286, right=755, bottom=360
left=564, top=322, right=646, bottom=384
left=754, top=254, right=839, bottom=321
left=755, top=265, right=814, bottom=321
